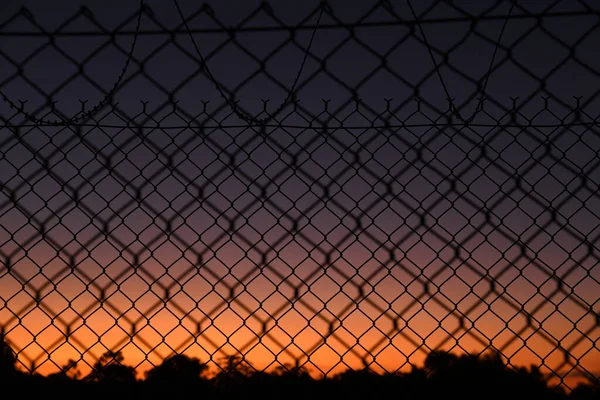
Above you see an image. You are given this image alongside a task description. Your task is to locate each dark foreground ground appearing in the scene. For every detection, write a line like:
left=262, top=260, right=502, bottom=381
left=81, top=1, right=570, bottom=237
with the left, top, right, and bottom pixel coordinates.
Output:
left=1, top=339, right=598, bottom=399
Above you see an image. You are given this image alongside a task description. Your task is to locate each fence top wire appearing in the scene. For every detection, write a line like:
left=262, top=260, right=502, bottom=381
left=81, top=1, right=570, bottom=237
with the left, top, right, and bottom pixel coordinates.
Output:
left=0, top=0, right=145, bottom=126
left=1, top=0, right=600, bottom=128
left=0, top=95, right=596, bottom=130
left=406, top=0, right=516, bottom=124
left=171, top=0, right=327, bottom=125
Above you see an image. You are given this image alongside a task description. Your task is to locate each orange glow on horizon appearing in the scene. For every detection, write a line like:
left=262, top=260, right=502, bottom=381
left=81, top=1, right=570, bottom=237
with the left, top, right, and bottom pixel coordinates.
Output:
left=1, top=242, right=598, bottom=390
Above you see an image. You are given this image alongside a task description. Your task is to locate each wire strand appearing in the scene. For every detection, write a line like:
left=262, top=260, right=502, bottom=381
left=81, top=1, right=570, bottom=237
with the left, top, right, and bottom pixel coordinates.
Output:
left=406, top=0, right=515, bottom=124
left=172, top=0, right=327, bottom=126
left=0, top=0, right=145, bottom=126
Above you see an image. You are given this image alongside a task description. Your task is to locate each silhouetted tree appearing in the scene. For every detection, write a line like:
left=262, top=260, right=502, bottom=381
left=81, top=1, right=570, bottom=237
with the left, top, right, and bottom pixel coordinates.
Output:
left=272, top=363, right=312, bottom=380
left=570, top=381, right=600, bottom=400
left=214, top=354, right=254, bottom=381
left=211, top=354, right=257, bottom=396
left=422, top=349, right=566, bottom=399
left=258, top=362, right=314, bottom=395
left=0, top=335, right=27, bottom=388
left=424, top=349, right=459, bottom=372
left=0, top=341, right=595, bottom=399
left=329, top=367, right=389, bottom=399
left=47, top=359, right=81, bottom=382
left=145, top=353, right=208, bottom=383
left=0, top=336, right=17, bottom=378
left=88, top=350, right=136, bottom=383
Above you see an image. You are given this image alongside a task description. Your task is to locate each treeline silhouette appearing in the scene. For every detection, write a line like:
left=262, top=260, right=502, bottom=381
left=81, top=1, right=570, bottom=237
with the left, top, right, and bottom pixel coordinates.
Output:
left=1, top=337, right=597, bottom=399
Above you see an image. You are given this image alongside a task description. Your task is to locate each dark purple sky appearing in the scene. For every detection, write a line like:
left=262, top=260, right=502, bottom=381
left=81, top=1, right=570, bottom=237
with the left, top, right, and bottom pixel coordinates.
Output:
left=2, top=0, right=599, bottom=118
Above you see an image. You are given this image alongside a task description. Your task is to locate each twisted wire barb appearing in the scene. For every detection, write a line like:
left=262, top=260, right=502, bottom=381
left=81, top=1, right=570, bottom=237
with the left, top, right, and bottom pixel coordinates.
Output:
left=172, top=0, right=328, bottom=125
left=0, top=0, right=145, bottom=126
left=406, top=0, right=516, bottom=124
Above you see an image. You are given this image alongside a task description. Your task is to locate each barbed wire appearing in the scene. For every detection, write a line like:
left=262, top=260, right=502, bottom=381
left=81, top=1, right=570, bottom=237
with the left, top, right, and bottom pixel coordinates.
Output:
left=406, top=0, right=516, bottom=124
left=0, top=95, right=596, bottom=129
left=1, top=0, right=599, bottom=127
left=172, top=0, right=328, bottom=126
left=0, top=0, right=145, bottom=126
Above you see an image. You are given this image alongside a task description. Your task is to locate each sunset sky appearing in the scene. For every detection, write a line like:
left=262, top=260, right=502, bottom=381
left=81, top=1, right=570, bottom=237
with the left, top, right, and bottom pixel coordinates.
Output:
left=0, top=0, right=599, bottom=388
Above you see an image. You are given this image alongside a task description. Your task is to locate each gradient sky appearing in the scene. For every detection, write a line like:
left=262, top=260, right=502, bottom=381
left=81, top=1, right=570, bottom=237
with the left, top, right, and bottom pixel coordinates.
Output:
left=0, top=0, right=599, bottom=388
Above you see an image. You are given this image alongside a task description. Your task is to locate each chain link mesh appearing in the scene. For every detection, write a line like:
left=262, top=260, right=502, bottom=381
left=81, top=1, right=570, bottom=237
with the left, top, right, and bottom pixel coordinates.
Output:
left=0, top=0, right=599, bottom=392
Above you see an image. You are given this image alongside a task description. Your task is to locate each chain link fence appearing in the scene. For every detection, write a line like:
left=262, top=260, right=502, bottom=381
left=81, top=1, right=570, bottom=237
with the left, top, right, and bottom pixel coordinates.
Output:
left=0, top=0, right=599, bottom=392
